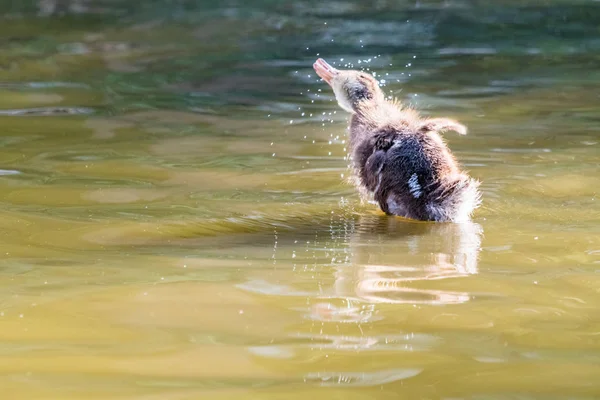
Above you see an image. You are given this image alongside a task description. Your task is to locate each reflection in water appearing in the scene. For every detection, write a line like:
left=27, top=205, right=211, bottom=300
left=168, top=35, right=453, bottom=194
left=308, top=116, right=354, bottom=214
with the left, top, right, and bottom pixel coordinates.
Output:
left=292, top=331, right=440, bottom=352
left=238, top=213, right=483, bottom=314
left=238, top=214, right=482, bottom=309
left=306, top=217, right=481, bottom=387
left=241, top=213, right=483, bottom=387
left=329, top=216, right=483, bottom=308
left=304, top=368, right=423, bottom=387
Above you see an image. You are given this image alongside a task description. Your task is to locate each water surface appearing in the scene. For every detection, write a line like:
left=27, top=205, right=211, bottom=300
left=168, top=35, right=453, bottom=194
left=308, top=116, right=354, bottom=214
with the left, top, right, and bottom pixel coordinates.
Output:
left=0, top=1, right=599, bottom=399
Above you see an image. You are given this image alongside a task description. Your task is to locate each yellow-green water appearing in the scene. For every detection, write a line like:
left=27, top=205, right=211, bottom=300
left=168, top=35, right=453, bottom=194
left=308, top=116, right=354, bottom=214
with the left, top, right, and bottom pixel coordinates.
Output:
left=0, top=1, right=599, bottom=399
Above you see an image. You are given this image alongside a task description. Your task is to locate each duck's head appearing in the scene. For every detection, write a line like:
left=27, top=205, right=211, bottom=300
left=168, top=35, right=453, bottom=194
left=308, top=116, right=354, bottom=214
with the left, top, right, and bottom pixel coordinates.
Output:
left=313, top=58, right=384, bottom=113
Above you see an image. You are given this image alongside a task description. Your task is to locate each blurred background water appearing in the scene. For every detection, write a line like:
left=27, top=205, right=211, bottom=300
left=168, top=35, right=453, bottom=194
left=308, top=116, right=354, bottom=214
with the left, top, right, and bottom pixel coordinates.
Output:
left=0, top=0, right=599, bottom=399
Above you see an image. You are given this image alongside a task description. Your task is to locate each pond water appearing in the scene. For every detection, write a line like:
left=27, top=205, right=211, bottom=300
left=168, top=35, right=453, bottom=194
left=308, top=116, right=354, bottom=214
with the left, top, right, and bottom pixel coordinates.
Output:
left=0, top=1, right=599, bottom=399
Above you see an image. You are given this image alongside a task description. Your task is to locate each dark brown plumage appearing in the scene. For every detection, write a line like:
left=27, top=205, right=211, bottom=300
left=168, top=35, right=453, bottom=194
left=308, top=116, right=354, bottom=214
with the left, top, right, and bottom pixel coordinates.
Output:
left=313, top=58, right=481, bottom=222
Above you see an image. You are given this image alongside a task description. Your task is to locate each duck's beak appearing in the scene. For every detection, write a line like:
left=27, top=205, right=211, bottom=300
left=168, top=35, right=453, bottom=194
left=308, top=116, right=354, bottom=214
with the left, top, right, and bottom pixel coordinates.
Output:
left=313, top=58, right=338, bottom=86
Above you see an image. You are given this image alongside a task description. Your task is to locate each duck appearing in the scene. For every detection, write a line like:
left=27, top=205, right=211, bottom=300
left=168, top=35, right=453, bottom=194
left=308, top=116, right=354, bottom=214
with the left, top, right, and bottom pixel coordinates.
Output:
left=313, top=58, right=481, bottom=223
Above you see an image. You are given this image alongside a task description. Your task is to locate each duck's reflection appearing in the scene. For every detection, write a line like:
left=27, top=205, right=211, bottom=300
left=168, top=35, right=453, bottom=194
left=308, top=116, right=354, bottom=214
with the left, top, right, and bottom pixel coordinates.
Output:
left=240, top=213, right=483, bottom=386
left=326, top=215, right=482, bottom=309
left=238, top=213, right=483, bottom=315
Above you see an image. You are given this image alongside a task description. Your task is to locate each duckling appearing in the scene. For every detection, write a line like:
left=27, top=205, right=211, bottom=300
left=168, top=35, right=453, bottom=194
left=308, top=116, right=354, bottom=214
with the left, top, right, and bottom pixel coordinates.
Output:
left=313, top=58, right=481, bottom=223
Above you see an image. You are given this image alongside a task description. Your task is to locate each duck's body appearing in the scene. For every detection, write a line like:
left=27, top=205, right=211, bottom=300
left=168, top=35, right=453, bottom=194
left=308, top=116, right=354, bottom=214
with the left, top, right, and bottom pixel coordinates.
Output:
left=313, top=58, right=481, bottom=223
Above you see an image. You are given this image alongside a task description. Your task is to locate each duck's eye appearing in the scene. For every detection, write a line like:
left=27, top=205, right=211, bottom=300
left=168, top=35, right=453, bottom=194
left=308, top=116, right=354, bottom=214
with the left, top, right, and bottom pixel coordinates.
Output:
left=352, top=85, right=372, bottom=101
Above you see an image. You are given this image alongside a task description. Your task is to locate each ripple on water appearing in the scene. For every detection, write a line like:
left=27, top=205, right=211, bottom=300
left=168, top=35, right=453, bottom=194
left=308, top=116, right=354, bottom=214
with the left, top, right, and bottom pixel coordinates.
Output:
left=0, top=170, right=20, bottom=176
left=0, top=82, right=90, bottom=89
left=0, top=107, right=95, bottom=116
left=304, top=368, right=423, bottom=387
left=437, top=47, right=498, bottom=55
left=290, top=332, right=440, bottom=352
left=236, top=279, right=315, bottom=297
left=83, top=188, right=170, bottom=204
left=437, top=87, right=514, bottom=98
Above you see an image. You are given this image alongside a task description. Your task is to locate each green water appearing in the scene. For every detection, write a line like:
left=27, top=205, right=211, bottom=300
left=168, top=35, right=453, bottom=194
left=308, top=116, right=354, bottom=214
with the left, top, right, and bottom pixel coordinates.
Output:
left=0, top=1, right=599, bottom=398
